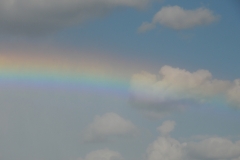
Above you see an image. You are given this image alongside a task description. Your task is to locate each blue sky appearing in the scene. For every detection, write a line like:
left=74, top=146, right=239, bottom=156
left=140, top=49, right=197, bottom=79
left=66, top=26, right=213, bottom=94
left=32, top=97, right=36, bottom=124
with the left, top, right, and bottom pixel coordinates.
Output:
left=0, top=0, right=240, bottom=160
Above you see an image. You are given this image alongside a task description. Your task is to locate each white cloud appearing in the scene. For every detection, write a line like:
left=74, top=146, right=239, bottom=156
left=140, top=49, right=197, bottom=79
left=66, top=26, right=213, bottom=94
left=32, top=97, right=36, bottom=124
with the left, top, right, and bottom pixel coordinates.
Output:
left=0, top=0, right=151, bottom=35
left=187, top=137, right=240, bottom=160
left=79, top=149, right=124, bottom=160
left=227, top=79, right=240, bottom=107
left=146, top=121, right=240, bottom=160
left=147, top=136, right=186, bottom=160
left=137, top=22, right=156, bottom=33
left=130, top=65, right=240, bottom=117
left=138, top=5, right=219, bottom=32
left=83, top=112, right=138, bottom=142
left=146, top=121, right=186, bottom=160
left=157, top=120, right=175, bottom=135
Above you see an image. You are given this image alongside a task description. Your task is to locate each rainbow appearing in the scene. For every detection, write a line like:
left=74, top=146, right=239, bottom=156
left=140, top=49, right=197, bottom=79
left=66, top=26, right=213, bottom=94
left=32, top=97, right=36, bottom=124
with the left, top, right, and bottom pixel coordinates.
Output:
left=0, top=53, right=130, bottom=97
left=0, top=50, right=235, bottom=110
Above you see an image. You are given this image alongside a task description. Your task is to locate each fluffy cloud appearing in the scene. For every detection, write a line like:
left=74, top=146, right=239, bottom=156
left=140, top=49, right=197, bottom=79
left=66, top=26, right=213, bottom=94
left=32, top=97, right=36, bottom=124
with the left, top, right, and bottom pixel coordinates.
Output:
left=130, top=65, right=240, bottom=117
left=146, top=121, right=240, bottom=160
left=83, top=112, right=138, bottom=142
left=138, top=6, right=219, bottom=32
left=147, top=121, right=183, bottom=160
left=187, top=137, right=240, bottom=160
left=0, top=0, right=150, bottom=35
left=227, top=79, right=240, bottom=107
left=147, top=136, right=185, bottom=160
left=78, top=149, right=124, bottom=160
left=157, top=120, right=176, bottom=135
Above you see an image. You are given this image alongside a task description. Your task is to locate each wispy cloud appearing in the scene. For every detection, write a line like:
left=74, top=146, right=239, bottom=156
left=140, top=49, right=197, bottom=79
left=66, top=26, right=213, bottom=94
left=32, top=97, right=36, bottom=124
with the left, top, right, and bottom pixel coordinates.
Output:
left=157, top=120, right=176, bottom=136
left=138, top=6, right=219, bottom=32
left=83, top=113, right=138, bottom=142
left=78, top=149, right=124, bottom=160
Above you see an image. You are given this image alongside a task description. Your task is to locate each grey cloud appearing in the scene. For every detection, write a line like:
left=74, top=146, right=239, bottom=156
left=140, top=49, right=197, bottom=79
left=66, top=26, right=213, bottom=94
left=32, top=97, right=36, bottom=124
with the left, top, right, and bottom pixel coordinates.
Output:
left=0, top=0, right=150, bottom=35
left=83, top=112, right=138, bottom=142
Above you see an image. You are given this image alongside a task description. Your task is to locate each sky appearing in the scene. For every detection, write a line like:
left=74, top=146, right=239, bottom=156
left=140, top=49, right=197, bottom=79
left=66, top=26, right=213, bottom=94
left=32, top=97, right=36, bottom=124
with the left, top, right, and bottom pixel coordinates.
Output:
left=0, top=0, right=240, bottom=160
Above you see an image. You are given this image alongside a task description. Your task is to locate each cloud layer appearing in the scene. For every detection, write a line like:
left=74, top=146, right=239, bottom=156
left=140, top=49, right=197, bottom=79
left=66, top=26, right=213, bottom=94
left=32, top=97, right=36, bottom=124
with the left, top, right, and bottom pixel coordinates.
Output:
left=130, top=65, right=240, bottom=117
left=83, top=113, right=138, bottom=142
left=146, top=121, right=240, bottom=160
left=138, top=6, right=219, bottom=32
left=0, top=0, right=150, bottom=35
left=81, top=121, right=240, bottom=160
